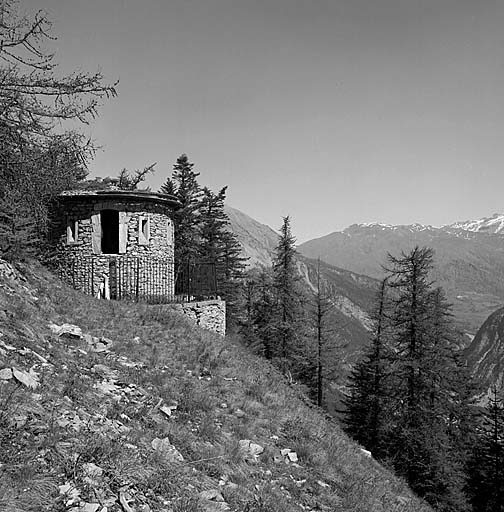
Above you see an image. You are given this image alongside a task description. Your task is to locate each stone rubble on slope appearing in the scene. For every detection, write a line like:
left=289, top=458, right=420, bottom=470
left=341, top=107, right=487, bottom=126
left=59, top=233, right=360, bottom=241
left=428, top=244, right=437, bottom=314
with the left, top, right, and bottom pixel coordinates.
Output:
left=151, top=436, right=185, bottom=462
left=198, top=489, right=231, bottom=512
left=0, top=366, right=40, bottom=388
left=239, top=439, right=264, bottom=462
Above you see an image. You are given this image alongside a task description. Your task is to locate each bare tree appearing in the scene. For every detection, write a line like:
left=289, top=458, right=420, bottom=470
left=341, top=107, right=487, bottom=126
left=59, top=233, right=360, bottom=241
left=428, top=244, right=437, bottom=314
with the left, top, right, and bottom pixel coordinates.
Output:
left=0, top=0, right=117, bottom=145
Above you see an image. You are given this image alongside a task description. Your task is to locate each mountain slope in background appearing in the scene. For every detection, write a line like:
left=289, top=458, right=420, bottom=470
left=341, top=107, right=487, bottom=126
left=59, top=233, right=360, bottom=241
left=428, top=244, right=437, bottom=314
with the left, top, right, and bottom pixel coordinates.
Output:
left=465, top=306, right=504, bottom=399
left=298, top=222, right=504, bottom=334
left=225, top=206, right=279, bottom=267
left=226, top=206, right=379, bottom=354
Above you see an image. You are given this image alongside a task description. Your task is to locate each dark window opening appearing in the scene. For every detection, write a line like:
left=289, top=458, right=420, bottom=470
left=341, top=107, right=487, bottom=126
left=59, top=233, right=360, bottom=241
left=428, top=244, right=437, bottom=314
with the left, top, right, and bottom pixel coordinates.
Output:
left=141, top=218, right=148, bottom=239
left=101, top=209, right=119, bottom=254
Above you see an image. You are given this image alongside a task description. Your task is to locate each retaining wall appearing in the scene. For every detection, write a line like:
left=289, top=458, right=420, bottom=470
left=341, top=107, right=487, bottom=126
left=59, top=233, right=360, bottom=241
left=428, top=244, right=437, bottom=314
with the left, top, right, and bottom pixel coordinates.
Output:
left=154, top=300, right=226, bottom=336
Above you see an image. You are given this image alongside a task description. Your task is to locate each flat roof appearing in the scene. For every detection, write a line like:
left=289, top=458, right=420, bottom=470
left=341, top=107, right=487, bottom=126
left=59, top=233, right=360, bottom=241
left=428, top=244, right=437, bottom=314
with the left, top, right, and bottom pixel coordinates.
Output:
left=59, top=189, right=181, bottom=209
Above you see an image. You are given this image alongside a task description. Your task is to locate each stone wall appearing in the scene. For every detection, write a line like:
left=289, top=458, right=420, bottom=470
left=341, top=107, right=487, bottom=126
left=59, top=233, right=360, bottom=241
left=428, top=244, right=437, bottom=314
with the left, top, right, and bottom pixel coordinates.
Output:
left=51, top=197, right=175, bottom=298
left=51, top=198, right=174, bottom=257
left=154, top=300, right=226, bottom=336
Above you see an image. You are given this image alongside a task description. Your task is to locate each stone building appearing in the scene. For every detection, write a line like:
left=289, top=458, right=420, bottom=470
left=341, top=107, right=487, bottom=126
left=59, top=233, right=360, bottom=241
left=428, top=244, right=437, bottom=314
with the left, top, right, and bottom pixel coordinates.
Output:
left=51, top=187, right=226, bottom=336
left=51, top=189, right=180, bottom=301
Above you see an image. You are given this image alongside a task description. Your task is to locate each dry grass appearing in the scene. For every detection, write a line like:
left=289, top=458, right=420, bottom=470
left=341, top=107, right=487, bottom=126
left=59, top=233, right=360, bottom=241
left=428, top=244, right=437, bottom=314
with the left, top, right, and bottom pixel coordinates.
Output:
left=0, top=260, right=433, bottom=512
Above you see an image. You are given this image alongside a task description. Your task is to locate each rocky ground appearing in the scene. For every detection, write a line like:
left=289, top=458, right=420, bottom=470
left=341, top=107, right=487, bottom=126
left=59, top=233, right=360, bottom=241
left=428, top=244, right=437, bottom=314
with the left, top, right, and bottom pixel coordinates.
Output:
left=0, top=260, right=431, bottom=512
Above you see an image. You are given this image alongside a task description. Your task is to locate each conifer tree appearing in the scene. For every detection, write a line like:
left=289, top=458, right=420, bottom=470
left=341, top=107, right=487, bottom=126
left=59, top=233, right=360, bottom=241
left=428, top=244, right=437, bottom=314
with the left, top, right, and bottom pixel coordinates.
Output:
left=468, top=387, right=504, bottom=512
left=245, top=268, right=277, bottom=358
left=307, top=258, right=345, bottom=407
left=272, top=216, right=302, bottom=366
left=344, top=278, right=393, bottom=459
left=0, top=1, right=116, bottom=260
left=198, top=187, right=229, bottom=264
left=117, top=164, right=156, bottom=190
left=314, top=258, right=330, bottom=406
left=160, top=154, right=202, bottom=275
left=345, top=247, right=475, bottom=511
left=385, top=247, right=472, bottom=510
left=159, top=156, right=246, bottom=319
left=198, top=186, right=246, bottom=323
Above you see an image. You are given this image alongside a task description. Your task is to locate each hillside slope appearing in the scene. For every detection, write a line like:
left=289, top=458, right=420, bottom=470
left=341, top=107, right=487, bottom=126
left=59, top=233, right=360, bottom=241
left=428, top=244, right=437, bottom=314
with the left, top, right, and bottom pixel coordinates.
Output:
left=465, top=306, right=504, bottom=398
left=0, top=260, right=430, bottom=512
left=298, top=223, right=504, bottom=334
left=225, top=206, right=279, bottom=268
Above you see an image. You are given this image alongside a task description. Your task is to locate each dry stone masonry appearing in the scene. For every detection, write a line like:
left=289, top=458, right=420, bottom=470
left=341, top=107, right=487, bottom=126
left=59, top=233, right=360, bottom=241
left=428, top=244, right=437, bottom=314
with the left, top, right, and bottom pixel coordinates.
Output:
left=50, top=189, right=226, bottom=336
left=51, top=190, right=178, bottom=300
left=159, top=300, right=226, bottom=336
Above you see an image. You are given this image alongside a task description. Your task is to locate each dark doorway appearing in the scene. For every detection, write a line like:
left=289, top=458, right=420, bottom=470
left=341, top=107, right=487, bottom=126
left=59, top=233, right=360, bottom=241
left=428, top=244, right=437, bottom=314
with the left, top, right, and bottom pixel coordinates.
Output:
left=101, top=209, right=119, bottom=254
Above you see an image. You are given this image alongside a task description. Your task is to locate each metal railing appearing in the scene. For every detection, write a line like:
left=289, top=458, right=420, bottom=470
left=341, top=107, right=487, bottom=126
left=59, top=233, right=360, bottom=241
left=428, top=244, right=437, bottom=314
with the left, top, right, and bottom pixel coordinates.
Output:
left=57, top=255, right=218, bottom=304
left=175, top=261, right=218, bottom=301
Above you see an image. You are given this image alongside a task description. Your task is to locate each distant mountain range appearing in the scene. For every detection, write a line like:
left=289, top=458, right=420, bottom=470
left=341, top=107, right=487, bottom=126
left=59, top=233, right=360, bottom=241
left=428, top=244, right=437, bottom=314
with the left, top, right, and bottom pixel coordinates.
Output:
left=298, top=218, right=504, bottom=334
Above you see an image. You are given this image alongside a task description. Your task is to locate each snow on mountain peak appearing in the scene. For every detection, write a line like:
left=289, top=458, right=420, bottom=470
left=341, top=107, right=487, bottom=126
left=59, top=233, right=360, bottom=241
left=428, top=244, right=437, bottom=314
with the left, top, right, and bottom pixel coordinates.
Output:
left=447, top=213, right=504, bottom=234
left=343, top=213, right=504, bottom=237
left=349, top=222, right=437, bottom=233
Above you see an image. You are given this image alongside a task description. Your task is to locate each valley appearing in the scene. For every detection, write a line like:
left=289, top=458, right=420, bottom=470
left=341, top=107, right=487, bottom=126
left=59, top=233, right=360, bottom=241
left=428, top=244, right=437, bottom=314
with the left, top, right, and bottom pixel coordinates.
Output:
left=227, top=206, right=504, bottom=406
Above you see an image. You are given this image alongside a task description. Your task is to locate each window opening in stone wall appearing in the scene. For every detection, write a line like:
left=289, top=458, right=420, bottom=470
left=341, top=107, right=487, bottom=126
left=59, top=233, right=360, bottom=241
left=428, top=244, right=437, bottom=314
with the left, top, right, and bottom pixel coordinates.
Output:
left=66, top=219, right=78, bottom=243
left=166, top=219, right=173, bottom=245
left=101, top=209, right=119, bottom=254
left=139, top=216, right=149, bottom=245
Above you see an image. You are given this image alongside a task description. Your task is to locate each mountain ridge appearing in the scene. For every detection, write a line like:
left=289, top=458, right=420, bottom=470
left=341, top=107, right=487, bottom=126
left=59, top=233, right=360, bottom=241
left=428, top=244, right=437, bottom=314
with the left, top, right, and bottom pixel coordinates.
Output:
left=298, top=216, right=504, bottom=334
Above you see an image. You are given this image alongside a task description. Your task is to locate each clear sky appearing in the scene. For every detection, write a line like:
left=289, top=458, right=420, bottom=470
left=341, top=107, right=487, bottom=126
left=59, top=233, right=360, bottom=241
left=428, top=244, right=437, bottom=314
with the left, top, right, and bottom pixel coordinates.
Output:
left=22, top=0, right=504, bottom=242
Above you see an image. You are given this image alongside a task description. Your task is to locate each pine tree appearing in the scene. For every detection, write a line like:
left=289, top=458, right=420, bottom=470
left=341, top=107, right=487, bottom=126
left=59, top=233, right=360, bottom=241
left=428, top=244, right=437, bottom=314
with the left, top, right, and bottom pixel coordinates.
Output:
left=245, top=268, right=277, bottom=358
left=272, top=216, right=302, bottom=366
left=309, top=258, right=343, bottom=407
left=198, top=186, right=246, bottom=323
left=0, top=129, right=88, bottom=260
left=385, top=247, right=472, bottom=510
left=0, top=1, right=116, bottom=261
left=344, top=278, right=393, bottom=459
left=161, top=154, right=203, bottom=276
left=160, top=177, right=176, bottom=196
left=315, top=258, right=329, bottom=406
left=117, top=164, right=156, bottom=190
left=345, top=247, right=475, bottom=511
left=159, top=156, right=246, bottom=318
left=198, top=187, right=229, bottom=264
left=468, top=387, right=504, bottom=512
left=0, top=187, right=39, bottom=261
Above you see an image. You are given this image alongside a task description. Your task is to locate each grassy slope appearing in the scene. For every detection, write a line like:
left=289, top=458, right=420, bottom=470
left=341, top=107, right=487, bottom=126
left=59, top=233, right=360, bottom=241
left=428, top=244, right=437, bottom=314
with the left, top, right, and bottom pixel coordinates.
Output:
left=0, top=261, right=431, bottom=512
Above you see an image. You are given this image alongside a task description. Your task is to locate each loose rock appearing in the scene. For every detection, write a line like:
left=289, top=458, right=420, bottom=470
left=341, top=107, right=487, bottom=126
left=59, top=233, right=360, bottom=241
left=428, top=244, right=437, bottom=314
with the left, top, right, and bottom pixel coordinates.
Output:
left=12, top=367, right=39, bottom=389
left=239, top=439, right=264, bottom=462
left=49, top=323, right=82, bottom=338
left=198, top=489, right=230, bottom=512
left=151, top=437, right=184, bottom=462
